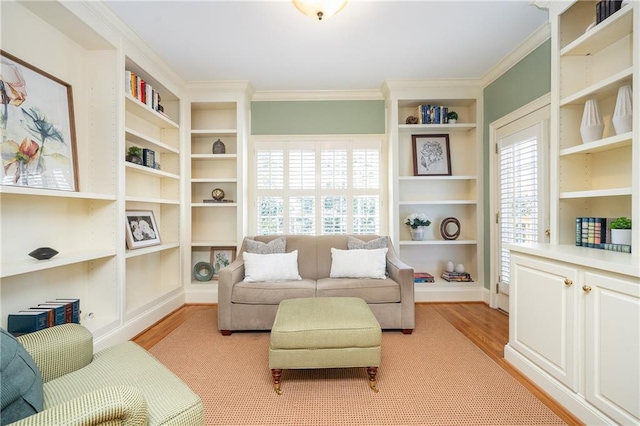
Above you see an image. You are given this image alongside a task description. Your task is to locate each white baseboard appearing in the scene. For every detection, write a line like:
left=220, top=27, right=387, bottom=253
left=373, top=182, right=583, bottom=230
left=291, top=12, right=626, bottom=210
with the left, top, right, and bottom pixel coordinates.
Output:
left=504, top=344, right=613, bottom=425
left=185, top=287, right=218, bottom=304
left=414, top=286, right=487, bottom=302
left=93, top=293, right=185, bottom=352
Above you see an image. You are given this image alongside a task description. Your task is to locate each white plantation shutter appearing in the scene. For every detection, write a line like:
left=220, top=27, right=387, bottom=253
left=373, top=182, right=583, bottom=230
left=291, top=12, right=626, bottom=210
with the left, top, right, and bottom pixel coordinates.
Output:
left=499, top=135, right=539, bottom=284
left=253, top=138, right=383, bottom=235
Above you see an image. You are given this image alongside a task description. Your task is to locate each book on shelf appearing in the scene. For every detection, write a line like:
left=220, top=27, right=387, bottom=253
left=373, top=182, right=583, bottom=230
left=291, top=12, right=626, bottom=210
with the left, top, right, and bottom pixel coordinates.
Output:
left=53, top=299, right=81, bottom=324
left=23, top=308, right=55, bottom=328
left=36, top=303, right=67, bottom=325
left=413, top=105, right=450, bottom=125
left=440, top=271, right=474, bottom=282
left=8, top=311, right=48, bottom=335
left=142, top=148, right=156, bottom=168
left=414, top=272, right=435, bottom=283
left=602, top=243, right=632, bottom=253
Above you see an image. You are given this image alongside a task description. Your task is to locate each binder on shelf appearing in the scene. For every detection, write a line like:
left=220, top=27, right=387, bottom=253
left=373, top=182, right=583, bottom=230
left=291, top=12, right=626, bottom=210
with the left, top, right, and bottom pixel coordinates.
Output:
left=8, top=311, right=48, bottom=335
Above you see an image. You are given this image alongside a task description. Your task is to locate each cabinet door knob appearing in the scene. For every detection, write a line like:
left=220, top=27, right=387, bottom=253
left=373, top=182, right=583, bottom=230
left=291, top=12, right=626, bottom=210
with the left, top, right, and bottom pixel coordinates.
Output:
left=564, top=278, right=573, bottom=286
left=582, top=285, right=592, bottom=293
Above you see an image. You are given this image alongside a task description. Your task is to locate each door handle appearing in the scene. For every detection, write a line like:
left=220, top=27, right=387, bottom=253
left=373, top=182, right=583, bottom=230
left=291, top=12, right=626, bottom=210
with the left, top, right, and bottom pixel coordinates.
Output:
left=564, top=278, right=573, bottom=287
left=582, top=285, right=592, bottom=294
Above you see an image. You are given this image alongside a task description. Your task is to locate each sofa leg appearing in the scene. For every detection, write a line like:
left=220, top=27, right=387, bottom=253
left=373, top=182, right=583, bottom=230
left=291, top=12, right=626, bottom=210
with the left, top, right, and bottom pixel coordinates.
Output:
left=367, top=367, right=379, bottom=393
left=402, top=329, right=413, bottom=334
left=220, top=330, right=232, bottom=336
left=271, top=369, right=283, bottom=395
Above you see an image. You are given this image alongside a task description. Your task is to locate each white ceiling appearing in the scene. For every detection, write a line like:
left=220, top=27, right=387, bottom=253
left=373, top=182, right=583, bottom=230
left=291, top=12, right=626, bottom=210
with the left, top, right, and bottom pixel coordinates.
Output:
left=103, top=0, right=549, bottom=92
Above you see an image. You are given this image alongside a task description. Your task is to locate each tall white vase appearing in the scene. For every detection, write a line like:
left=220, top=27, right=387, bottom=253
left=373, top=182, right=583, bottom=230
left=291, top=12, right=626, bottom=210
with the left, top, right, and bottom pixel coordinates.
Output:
left=580, top=99, right=604, bottom=144
left=612, top=85, right=633, bottom=135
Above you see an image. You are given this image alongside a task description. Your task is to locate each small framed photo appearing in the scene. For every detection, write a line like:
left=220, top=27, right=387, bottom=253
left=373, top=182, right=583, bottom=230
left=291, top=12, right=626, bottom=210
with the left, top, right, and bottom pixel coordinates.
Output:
left=210, top=247, right=236, bottom=278
left=412, top=134, right=451, bottom=176
left=1, top=50, right=78, bottom=191
left=125, top=210, right=161, bottom=249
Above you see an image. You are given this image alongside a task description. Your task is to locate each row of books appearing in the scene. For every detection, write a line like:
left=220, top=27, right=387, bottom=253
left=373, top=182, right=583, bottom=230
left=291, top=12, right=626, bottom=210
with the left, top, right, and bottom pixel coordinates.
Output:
left=596, top=1, right=622, bottom=25
left=125, top=70, right=164, bottom=114
left=7, top=299, right=80, bottom=336
left=142, top=148, right=156, bottom=169
left=575, top=217, right=631, bottom=253
left=441, top=271, right=474, bottom=282
left=414, top=105, right=450, bottom=125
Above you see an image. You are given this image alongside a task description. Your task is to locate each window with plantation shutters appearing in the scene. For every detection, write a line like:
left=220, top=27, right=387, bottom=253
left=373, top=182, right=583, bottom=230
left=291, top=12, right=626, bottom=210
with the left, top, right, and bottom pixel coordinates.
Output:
left=498, top=127, right=541, bottom=285
left=252, top=138, right=383, bottom=236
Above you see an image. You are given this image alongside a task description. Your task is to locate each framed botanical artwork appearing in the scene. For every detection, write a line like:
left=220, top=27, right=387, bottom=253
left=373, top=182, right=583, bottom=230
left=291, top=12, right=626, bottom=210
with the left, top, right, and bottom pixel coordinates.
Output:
left=412, top=134, right=451, bottom=176
left=210, top=247, right=236, bottom=279
left=0, top=50, right=78, bottom=191
left=125, top=210, right=161, bottom=249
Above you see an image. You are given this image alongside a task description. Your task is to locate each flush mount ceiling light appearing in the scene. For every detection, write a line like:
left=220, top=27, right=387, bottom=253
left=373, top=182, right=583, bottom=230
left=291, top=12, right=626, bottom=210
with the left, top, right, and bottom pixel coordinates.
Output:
left=292, top=0, right=349, bottom=21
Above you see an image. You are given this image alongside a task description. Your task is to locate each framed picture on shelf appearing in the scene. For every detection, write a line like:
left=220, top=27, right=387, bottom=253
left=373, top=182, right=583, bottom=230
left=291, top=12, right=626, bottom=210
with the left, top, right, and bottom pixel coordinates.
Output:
left=0, top=50, right=78, bottom=191
left=125, top=210, right=161, bottom=249
left=412, top=134, right=451, bottom=176
left=210, top=247, right=236, bottom=279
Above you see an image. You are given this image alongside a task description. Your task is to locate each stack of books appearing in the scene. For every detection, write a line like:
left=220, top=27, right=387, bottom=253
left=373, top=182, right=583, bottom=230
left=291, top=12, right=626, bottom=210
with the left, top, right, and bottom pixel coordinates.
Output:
left=413, top=272, right=435, bottom=283
left=575, top=217, right=631, bottom=253
left=440, top=271, right=474, bottom=282
left=7, top=298, right=80, bottom=336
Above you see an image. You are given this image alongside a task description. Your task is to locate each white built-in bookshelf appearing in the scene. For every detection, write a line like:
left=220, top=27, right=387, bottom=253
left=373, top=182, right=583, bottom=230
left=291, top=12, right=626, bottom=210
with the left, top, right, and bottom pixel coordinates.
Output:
left=383, top=81, right=484, bottom=302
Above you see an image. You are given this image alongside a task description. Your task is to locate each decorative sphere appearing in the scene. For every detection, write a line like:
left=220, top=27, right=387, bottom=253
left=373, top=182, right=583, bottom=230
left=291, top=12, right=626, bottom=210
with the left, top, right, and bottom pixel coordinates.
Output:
left=211, top=188, right=225, bottom=201
left=455, top=264, right=465, bottom=273
left=446, top=261, right=454, bottom=273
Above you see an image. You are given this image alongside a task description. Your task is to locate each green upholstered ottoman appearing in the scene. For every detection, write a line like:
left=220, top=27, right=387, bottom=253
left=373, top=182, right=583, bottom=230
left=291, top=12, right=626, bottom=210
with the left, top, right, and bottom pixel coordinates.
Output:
left=269, top=297, right=382, bottom=395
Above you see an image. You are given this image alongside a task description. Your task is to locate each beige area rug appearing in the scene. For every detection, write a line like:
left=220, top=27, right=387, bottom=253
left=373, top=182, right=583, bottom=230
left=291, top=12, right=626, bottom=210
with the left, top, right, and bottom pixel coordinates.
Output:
left=149, top=305, right=566, bottom=425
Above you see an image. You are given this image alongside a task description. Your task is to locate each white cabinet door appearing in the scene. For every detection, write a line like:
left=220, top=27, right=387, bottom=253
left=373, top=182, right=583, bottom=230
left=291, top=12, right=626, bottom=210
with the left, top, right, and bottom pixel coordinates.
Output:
left=584, top=271, right=640, bottom=425
left=509, top=254, right=579, bottom=390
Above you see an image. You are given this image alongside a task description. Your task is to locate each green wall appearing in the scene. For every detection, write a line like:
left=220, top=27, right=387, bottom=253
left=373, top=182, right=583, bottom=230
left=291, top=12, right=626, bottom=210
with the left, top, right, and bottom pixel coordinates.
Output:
left=251, top=100, right=385, bottom=135
left=482, top=39, right=551, bottom=289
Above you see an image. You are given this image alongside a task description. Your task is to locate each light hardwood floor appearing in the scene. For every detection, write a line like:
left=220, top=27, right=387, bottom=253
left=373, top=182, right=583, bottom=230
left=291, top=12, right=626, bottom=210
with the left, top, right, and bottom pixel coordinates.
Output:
left=133, top=302, right=583, bottom=426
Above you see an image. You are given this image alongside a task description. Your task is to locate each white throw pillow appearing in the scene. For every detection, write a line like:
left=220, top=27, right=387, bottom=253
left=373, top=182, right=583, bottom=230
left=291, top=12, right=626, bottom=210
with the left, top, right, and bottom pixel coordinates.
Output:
left=243, top=250, right=301, bottom=282
left=330, top=248, right=388, bottom=279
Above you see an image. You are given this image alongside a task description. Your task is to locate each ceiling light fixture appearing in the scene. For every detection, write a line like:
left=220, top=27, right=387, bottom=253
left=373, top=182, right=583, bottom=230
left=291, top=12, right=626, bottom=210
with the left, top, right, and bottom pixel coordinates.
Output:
left=292, top=0, right=349, bottom=21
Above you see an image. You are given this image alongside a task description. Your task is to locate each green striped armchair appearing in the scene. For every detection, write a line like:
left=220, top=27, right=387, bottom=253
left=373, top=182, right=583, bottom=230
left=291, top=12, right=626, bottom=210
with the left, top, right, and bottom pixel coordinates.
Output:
left=10, top=324, right=204, bottom=426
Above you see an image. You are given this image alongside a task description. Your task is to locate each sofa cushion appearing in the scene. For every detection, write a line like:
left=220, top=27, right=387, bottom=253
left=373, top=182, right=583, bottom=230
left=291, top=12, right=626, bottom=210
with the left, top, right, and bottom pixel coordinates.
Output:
left=0, top=328, right=43, bottom=425
left=330, top=248, right=388, bottom=279
left=245, top=236, right=286, bottom=254
left=316, top=278, right=401, bottom=303
left=232, top=279, right=317, bottom=305
left=347, top=236, right=388, bottom=250
left=243, top=251, right=302, bottom=282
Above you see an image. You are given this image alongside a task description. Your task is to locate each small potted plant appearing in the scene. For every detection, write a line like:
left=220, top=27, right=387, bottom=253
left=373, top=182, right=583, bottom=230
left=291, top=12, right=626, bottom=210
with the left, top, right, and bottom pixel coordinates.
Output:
left=404, top=212, right=431, bottom=241
left=609, top=217, right=631, bottom=245
left=447, top=111, right=458, bottom=124
left=126, top=146, right=143, bottom=165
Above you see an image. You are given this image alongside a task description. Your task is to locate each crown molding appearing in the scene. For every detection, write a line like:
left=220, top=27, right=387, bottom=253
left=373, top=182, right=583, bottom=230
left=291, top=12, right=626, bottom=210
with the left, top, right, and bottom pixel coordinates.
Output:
left=481, top=22, right=551, bottom=88
left=251, top=89, right=384, bottom=102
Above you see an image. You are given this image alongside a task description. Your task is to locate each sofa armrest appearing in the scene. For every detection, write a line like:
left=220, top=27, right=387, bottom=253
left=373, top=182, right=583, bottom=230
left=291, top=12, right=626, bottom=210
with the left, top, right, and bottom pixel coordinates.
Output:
left=217, top=258, right=245, bottom=331
left=8, top=386, right=147, bottom=426
left=17, top=324, right=93, bottom=383
left=386, top=245, right=415, bottom=331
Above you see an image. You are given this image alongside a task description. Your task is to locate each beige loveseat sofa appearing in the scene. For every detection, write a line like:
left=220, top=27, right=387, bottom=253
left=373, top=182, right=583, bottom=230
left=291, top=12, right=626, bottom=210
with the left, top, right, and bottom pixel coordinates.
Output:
left=218, top=235, right=415, bottom=335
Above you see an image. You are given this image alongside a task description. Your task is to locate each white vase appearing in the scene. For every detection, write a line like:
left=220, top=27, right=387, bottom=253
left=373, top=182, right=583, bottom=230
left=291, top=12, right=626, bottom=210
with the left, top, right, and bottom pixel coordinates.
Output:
left=580, top=99, right=604, bottom=144
left=446, top=261, right=455, bottom=273
left=612, top=85, right=633, bottom=135
left=410, top=228, right=424, bottom=241
left=611, top=229, right=632, bottom=246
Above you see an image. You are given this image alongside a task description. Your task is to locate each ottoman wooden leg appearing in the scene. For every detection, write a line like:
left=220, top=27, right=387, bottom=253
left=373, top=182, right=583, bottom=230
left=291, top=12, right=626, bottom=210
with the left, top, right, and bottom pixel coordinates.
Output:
left=271, top=369, right=283, bottom=395
left=367, top=367, right=379, bottom=393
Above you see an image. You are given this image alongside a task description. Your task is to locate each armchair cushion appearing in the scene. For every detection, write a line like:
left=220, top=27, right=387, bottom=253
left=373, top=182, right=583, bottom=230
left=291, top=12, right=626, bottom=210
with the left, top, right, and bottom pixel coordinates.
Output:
left=0, top=328, right=43, bottom=425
